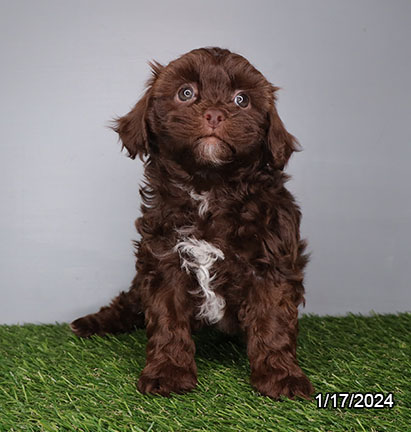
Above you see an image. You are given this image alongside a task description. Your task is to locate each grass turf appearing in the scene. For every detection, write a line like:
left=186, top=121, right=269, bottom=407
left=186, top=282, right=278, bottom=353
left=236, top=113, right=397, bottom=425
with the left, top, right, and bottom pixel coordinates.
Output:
left=0, top=313, right=410, bottom=431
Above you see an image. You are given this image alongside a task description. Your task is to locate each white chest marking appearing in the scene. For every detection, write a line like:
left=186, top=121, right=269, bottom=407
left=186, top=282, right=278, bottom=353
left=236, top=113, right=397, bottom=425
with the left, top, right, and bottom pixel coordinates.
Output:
left=174, top=237, right=225, bottom=324
left=189, top=190, right=210, bottom=217
left=172, top=183, right=210, bottom=218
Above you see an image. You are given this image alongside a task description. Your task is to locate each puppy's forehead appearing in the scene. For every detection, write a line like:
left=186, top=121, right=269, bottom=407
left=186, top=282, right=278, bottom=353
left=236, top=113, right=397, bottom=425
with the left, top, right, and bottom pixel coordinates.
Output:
left=157, top=49, right=271, bottom=93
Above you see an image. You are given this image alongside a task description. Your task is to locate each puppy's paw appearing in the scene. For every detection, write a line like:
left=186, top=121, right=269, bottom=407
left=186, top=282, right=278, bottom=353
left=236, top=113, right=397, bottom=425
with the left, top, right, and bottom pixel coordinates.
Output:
left=70, top=315, right=105, bottom=338
left=252, top=370, right=314, bottom=400
left=138, top=364, right=197, bottom=396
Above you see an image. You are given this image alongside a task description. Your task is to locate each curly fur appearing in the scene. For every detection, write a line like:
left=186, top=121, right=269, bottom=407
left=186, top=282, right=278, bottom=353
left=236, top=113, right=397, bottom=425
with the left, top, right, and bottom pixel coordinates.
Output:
left=174, top=236, right=225, bottom=324
left=71, top=47, right=313, bottom=400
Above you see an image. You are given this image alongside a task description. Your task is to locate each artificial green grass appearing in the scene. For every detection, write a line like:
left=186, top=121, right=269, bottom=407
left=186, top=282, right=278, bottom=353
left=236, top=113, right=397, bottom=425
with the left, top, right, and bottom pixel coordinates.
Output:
left=0, top=313, right=410, bottom=432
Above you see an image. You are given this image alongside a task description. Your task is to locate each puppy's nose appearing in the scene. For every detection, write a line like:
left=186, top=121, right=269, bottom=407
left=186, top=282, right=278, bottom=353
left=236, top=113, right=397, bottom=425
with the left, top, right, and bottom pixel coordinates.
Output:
left=204, top=109, right=225, bottom=129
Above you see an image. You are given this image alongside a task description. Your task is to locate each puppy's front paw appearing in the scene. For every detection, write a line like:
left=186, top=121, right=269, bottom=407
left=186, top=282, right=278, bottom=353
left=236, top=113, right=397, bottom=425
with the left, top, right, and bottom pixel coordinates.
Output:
left=70, top=315, right=105, bottom=338
left=252, top=370, right=313, bottom=400
left=138, top=364, right=197, bottom=396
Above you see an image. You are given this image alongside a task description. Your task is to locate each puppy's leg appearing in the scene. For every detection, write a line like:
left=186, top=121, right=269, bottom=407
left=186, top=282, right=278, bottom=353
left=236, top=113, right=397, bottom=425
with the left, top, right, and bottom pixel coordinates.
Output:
left=137, top=272, right=197, bottom=396
left=71, top=275, right=144, bottom=337
left=239, top=281, right=313, bottom=400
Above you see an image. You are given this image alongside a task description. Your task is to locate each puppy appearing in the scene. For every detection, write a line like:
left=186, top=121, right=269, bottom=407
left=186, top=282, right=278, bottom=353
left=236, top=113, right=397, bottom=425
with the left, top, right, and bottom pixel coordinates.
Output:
left=71, top=47, right=313, bottom=400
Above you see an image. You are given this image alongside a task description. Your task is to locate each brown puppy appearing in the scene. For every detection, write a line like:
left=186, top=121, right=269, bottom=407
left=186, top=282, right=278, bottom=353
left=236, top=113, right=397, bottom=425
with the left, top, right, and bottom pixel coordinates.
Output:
left=71, top=47, right=313, bottom=400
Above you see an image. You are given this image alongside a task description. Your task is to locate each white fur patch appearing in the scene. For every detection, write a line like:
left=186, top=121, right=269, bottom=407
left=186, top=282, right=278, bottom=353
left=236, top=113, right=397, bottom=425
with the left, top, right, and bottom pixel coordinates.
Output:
left=189, top=190, right=210, bottom=217
left=172, top=183, right=210, bottom=217
left=174, top=237, right=225, bottom=324
left=197, top=139, right=225, bottom=165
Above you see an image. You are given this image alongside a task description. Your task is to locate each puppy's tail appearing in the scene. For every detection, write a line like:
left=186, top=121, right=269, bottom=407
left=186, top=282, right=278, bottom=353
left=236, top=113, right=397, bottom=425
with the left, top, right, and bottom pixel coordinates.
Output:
left=70, top=278, right=145, bottom=338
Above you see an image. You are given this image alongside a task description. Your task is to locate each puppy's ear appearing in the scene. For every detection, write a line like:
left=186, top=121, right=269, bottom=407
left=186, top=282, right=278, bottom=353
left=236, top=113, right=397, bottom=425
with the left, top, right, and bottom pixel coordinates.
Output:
left=113, top=61, right=163, bottom=160
left=266, top=89, right=300, bottom=170
left=113, top=91, right=150, bottom=159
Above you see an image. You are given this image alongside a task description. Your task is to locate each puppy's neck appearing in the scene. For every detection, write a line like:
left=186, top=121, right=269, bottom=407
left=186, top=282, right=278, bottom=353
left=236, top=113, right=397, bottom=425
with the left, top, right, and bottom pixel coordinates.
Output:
left=146, top=153, right=275, bottom=194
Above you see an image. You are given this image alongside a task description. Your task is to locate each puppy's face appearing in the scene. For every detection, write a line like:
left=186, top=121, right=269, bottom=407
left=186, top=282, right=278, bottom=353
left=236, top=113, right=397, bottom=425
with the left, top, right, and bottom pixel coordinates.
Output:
left=115, top=48, right=298, bottom=170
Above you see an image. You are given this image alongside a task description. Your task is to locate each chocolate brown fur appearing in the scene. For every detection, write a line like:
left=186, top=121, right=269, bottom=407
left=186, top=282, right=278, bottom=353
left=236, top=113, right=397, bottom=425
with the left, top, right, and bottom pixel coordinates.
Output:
left=71, top=47, right=313, bottom=400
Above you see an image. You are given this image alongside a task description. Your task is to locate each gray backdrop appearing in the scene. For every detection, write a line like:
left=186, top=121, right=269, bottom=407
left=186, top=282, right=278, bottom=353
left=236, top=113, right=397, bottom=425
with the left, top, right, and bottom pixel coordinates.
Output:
left=1, top=0, right=410, bottom=324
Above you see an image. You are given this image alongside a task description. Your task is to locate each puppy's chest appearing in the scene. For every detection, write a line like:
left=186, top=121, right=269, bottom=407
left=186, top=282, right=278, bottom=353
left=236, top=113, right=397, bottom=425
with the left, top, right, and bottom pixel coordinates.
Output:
left=173, top=187, right=274, bottom=277
left=171, top=189, right=240, bottom=324
left=174, top=188, right=265, bottom=248
left=175, top=189, right=233, bottom=241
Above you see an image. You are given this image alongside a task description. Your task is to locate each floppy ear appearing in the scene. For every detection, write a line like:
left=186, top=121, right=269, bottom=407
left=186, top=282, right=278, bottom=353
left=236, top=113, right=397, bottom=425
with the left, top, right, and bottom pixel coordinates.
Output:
left=113, top=90, right=151, bottom=160
left=113, top=61, right=163, bottom=160
left=266, top=92, right=301, bottom=170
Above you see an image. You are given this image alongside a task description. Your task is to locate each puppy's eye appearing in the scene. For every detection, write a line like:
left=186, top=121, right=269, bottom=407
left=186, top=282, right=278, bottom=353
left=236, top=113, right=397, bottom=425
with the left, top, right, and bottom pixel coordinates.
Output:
left=234, top=93, right=249, bottom=108
left=178, top=86, right=195, bottom=102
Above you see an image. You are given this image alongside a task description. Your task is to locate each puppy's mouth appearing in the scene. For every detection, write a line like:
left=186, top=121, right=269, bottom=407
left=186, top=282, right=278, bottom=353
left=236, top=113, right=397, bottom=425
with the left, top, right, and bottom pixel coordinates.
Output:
left=199, top=134, right=236, bottom=151
left=194, top=134, right=236, bottom=165
left=198, top=134, right=224, bottom=145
